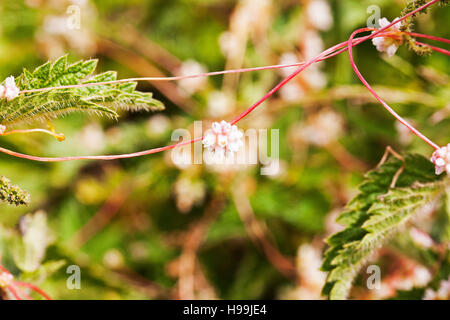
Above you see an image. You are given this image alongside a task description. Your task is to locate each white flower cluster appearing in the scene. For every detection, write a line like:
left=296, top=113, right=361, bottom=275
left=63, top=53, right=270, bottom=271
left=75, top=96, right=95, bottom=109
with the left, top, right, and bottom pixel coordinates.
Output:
left=202, top=120, right=243, bottom=156
left=0, top=76, right=20, bottom=101
left=431, top=144, right=450, bottom=175
left=372, top=18, right=403, bottom=57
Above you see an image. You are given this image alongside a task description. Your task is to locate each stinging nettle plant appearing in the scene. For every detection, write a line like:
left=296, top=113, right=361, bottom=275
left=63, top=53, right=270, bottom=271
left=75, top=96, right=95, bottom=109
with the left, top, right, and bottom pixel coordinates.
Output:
left=0, top=54, right=164, bottom=205
left=321, top=154, right=447, bottom=299
left=0, top=0, right=449, bottom=300
left=2, top=54, right=164, bottom=126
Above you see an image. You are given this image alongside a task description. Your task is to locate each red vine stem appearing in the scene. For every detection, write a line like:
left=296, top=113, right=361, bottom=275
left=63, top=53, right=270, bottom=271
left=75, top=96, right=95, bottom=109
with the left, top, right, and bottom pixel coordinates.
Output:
left=405, top=32, right=450, bottom=44
left=7, top=285, right=23, bottom=300
left=0, top=265, right=49, bottom=300
left=0, top=38, right=364, bottom=162
left=348, top=28, right=439, bottom=150
left=0, top=0, right=444, bottom=162
left=231, top=39, right=354, bottom=124
left=11, top=284, right=33, bottom=300
left=0, top=36, right=374, bottom=162
left=14, top=281, right=52, bottom=300
left=18, top=32, right=448, bottom=95
left=0, top=137, right=203, bottom=162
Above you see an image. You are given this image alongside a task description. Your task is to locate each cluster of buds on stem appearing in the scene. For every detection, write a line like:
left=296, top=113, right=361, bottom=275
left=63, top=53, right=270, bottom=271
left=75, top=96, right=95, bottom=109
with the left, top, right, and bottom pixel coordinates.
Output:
left=0, top=76, right=20, bottom=101
left=431, top=144, right=450, bottom=175
left=202, top=120, right=244, bottom=157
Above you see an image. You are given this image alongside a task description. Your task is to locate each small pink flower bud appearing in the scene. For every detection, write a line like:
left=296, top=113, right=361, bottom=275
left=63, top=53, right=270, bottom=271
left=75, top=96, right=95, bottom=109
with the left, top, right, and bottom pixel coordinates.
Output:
left=431, top=144, right=450, bottom=175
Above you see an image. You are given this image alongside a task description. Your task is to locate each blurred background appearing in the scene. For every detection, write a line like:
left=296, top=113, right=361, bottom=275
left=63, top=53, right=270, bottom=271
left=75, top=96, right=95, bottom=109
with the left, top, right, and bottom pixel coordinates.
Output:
left=0, top=0, right=449, bottom=299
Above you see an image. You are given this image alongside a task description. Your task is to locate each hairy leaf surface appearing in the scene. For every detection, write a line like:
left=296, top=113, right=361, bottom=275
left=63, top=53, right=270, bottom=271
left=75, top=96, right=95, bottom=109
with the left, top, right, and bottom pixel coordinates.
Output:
left=322, top=154, right=447, bottom=300
left=0, top=55, right=164, bottom=126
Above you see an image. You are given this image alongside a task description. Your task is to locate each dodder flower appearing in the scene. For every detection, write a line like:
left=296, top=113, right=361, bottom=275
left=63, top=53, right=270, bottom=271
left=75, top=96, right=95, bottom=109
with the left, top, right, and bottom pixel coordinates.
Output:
left=372, top=18, right=403, bottom=57
left=202, top=120, right=243, bottom=156
left=0, top=76, right=20, bottom=101
left=431, top=144, right=450, bottom=175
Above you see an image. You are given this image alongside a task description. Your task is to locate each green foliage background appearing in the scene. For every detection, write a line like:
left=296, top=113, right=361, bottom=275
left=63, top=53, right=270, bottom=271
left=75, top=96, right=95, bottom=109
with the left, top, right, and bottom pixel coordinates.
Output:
left=0, top=0, right=449, bottom=300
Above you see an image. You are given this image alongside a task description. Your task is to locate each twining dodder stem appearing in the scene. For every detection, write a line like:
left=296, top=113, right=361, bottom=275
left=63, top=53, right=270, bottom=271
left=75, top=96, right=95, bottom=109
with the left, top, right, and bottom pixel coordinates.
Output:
left=0, top=0, right=446, bottom=162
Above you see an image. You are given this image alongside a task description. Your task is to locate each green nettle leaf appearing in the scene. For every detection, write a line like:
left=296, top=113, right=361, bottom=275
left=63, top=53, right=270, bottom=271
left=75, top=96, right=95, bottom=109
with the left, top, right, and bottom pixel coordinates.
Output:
left=322, top=154, right=447, bottom=300
left=0, top=175, right=30, bottom=206
left=0, top=55, right=164, bottom=126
